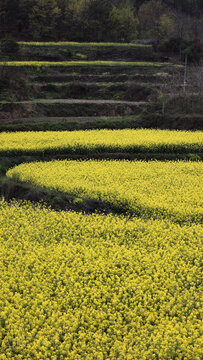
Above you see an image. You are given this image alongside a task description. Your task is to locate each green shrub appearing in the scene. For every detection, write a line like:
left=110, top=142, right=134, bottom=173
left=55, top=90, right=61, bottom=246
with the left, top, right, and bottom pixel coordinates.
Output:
left=0, top=36, right=19, bottom=57
left=158, top=36, right=202, bottom=62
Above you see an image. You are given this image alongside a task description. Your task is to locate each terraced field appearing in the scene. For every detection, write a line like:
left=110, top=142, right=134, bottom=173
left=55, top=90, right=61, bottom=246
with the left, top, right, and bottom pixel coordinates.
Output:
left=0, top=129, right=202, bottom=158
left=0, top=42, right=202, bottom=359
left=0, top=41, right=187, bottom=125
left=0, top=60, right=174, bottom=67
left=17, top=41, right=155, bottom=62
left=7, top=159, right=203, bottom=224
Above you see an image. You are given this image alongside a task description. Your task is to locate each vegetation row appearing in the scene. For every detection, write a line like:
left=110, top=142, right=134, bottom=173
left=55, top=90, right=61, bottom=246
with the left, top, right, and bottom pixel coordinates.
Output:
left=0, top=130, right=202, bottom=157
left=19, top=42, right=151, bottom=48
left=7, top=160, right=203, bottom=225
left=0, top=61, right=176, bottom=68
left=0, top=115, right=202, bottom=133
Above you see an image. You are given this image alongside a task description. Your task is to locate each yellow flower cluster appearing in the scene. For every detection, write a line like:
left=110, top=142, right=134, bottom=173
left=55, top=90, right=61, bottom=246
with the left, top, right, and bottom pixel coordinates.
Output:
left=0, top=61, right=173, bottom=68
left=19, top=41, right=150, bottom=48
left=0, top=199, right=202, bottom=359
left=0, top=129, right=202, bottom=155
left=7, top=160, right=203, bottom=224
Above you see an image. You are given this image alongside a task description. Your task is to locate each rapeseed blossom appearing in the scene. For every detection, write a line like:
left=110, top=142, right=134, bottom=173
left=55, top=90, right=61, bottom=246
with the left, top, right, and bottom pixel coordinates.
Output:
left=7, top=160, right=203, bottom=223
left=1, top=130, right=202, bottom=358
left=0, top=61, right=173, bottom=68
left=0, top=129, right=202, bottom=156
left=0, top=200, right=202, bottom=359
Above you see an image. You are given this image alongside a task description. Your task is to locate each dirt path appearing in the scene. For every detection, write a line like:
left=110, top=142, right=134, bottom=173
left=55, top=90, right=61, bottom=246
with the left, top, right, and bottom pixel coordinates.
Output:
left=16, top=99, right=147, bottom=105
left=31, top=81, right=161, bottom=87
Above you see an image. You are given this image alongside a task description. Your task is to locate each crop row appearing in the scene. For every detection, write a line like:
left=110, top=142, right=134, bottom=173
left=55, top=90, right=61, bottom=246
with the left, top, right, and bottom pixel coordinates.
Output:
left=19, top=41, right=151, bottom=48
left=0, top=199, right=202, bottom=359
left=7, top=160, right=203, bottom=224
left=0, top=129, right=202, bottom=156
left=0, top=61, right=175, bottom=68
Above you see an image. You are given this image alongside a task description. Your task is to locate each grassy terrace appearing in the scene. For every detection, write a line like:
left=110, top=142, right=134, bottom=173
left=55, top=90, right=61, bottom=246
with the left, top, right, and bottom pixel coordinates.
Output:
left=0, top=115, right=202, bottom=133
left=0, top=116, right=138, bottom=132
left=0, top=102, right=146, bottom=119
left=16, top=42, right=156, bottom=62
left=0, top=61, right=178, bottom=68
left=30, top=73, right=168, bottom=83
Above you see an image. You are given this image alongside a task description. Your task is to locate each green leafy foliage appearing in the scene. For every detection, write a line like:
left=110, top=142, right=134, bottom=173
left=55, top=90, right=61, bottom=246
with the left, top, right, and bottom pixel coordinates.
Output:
left=1, top=0, right=202, bottom=42
left=0, top=36, right=19, bottom=57
left=109, top=2, right=139, bottom=42
left=29, top=0, right=61, bottom=39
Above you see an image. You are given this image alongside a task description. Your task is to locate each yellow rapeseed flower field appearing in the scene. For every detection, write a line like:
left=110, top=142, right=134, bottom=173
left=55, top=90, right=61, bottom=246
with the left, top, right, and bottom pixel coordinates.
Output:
left=1, top=129, right=203, bottom=358
left=0, top=199, right=202, bottom=359
left=19, top=41, right=151, bottom=48
left=0, top=129, right=202, bottom=156
left=0, top=61, right=173, bottom=68
left=7, top=160, right=203, bottom=223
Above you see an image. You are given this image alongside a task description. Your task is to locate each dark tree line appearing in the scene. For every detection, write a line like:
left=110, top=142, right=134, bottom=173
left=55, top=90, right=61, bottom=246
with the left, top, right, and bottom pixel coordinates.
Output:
left=0, top=0, right=202, bottom=42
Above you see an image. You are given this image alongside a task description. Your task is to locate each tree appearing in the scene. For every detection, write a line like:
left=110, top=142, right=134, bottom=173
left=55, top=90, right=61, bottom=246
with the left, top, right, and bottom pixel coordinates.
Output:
left=163, top=0, right=203, bottom=16
left=17, top=0, right=36, bottom=33
left=0, top=0, right=202, bottom=42
left=29, top=0, right=61, bottom=39
left=162, top=10, right=203, bottom=60
left=0, top=36, right=19, bottom=58
left=54, top=0, right=70, bottom=38
left=85, top=0, right=113, bottom=41
left=138, top=0, right=167, bottom=38
left=64, top=0, right=89, bottom=41
left=109, top=1, right=138, bottom=42
left=158, top=13, right=174, bottom=39
left=65, top=0, right=113, bottom=42
left=0, top=0, right=19, bottom=33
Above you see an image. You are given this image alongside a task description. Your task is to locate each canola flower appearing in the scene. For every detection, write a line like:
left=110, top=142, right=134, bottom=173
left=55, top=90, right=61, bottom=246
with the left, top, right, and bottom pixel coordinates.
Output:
left=0, top=60, right=175, bottom=68
left=7, top=160, right=203, bottom=224
left=0, top=199, right=202, bottom=359
left=0, top=129, right=202, bottom=156
left=19, top=41, right=151, bottom=48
